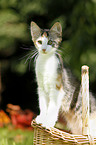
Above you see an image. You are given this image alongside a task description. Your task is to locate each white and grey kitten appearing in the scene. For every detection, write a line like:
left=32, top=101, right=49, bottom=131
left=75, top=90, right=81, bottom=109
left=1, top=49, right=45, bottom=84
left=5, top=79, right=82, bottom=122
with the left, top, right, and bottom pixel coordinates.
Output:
left=31, top=21, right=96, bottom=137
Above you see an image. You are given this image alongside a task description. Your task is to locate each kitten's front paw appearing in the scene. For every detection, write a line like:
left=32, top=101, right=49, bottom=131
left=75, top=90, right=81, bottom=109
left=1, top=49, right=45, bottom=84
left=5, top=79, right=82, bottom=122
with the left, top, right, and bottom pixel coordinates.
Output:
left=36, top=115, right=45, bottom=124
left=42, top=120, right=55, bottom=129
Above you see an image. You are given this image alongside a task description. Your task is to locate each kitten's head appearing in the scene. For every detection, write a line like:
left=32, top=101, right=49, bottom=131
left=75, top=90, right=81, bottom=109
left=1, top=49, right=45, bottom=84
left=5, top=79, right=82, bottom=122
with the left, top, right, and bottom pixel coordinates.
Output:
left=31, top=21, right=62, bottom=54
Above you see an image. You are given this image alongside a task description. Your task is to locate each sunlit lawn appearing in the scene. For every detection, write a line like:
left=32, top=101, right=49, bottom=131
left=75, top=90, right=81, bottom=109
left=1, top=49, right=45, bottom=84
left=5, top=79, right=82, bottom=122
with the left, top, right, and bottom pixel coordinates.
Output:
left=0, top=127, right=34, bottom=145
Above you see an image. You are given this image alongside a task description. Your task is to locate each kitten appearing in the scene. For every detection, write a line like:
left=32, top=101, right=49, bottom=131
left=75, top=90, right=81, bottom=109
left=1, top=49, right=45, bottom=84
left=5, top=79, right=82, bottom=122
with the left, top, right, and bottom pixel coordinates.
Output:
left=31, top=21, right=96, bottom=136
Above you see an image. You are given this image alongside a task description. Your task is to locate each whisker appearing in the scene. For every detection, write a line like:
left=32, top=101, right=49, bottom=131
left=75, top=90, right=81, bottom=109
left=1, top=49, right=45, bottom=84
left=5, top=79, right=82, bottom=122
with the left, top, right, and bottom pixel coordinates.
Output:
left=20, top=45, right=35, bottom=50
left=32, top=50, right=38, bottom=54
left=19, top=49, right=38, bottom=60
left=28, top=52, right=38, bottom=70
left=60, top=46, right=71, bottom=54
left=25, top=51, right=38, bottom=64
left=55, top=52, right=60, bottom=56
left=19, top=53, right=32, bottom=60
left=30, top=50, right=38, bottom=55
left=30, top=51, right=38, bottom=59
left=55, top=51, right=70, bottom=65
left=30, top=50, right=38, bottom=58
left=57, top=49, right=62, bottom=53
left=30, top=46, right=36, bottom=49
left=24, top=53, right=33, bottom=64
left=20, top=47, right=32, bottom=51
left=57, top=46, right=72, bottom=65
left=34, top=53, right=39, bottom=62
left=25, top=50, right=38, bottom=63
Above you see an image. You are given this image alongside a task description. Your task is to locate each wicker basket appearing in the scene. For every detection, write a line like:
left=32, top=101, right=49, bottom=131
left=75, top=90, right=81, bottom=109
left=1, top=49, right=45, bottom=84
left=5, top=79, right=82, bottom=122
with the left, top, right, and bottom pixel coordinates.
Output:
left=31, top=66, right=96, bottom=144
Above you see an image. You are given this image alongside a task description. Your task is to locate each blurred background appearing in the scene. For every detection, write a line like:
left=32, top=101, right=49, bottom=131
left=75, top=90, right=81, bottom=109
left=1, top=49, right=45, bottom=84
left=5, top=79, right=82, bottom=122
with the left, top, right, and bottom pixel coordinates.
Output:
left=0, top=0, right=96, bottom=115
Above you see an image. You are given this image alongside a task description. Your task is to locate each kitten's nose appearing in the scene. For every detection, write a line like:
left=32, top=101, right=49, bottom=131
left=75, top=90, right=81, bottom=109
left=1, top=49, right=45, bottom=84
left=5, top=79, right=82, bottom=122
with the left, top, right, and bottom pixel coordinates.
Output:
left=42, top=49, right=46, bottom=52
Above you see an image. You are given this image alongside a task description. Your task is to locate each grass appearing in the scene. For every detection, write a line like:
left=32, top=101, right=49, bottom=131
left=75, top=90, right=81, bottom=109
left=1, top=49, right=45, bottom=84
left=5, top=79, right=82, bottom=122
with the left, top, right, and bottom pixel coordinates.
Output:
left=0, top=127, right=34, bottom=145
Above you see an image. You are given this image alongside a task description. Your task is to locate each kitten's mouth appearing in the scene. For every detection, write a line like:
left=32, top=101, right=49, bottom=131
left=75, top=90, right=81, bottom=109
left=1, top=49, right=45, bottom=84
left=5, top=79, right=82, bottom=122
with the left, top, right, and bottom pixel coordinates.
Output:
left=42, top=51, right=47, bottom=54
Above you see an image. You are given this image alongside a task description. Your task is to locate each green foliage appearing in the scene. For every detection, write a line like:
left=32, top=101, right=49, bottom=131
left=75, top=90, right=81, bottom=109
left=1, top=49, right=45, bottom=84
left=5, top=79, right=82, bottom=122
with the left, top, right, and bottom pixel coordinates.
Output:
left=0, top=127, right=33, bottom=145
left=0, top=0, right=96, bottom=81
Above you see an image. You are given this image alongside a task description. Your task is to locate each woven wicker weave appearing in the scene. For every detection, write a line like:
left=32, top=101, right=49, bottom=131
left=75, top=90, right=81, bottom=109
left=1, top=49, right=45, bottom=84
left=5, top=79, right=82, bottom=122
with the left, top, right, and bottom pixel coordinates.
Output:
left=31, top=66, right=96, bottom=144
left=32, top=120, right=96, bottom=144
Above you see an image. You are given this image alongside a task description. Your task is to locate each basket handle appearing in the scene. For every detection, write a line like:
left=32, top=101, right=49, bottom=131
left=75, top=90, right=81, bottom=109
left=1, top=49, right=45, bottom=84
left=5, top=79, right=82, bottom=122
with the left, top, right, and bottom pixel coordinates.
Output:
left=81, top=65, right=90, bottom=136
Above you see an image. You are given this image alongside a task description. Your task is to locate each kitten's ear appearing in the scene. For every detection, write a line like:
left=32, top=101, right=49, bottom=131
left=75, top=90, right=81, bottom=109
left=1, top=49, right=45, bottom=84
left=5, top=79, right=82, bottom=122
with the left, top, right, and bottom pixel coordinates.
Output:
left=50, top=22, right=62, bottom=35
left=31, top=22, right=41, bottom=42
left=49, top=22, right=62, bottom=43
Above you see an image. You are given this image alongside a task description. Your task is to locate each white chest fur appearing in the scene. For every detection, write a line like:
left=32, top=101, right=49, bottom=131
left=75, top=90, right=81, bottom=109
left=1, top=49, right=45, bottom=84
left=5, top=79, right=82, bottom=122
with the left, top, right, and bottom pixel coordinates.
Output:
left=35, top=53, right=65, bottom=128
left=36, top=54, right=58, bottom=92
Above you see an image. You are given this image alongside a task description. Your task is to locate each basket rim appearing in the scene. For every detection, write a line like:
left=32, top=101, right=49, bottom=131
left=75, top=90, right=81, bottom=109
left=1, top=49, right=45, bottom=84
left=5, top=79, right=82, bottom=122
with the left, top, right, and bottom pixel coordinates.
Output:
left=31, top=120, right=96, bottom=144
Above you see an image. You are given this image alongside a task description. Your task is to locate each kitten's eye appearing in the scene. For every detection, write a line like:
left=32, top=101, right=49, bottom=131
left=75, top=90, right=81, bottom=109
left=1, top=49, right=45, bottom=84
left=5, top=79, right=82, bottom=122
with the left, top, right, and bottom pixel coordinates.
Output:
left=38, top=40, right=42, bottom=44
left=47, top=40, right=53, bottom=45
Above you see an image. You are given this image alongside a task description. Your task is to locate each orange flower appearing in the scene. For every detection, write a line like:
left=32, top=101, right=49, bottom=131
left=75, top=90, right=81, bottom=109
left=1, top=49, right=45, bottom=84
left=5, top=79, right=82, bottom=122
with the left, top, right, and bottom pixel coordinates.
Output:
left=0, top=110, right=11, bottom=127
